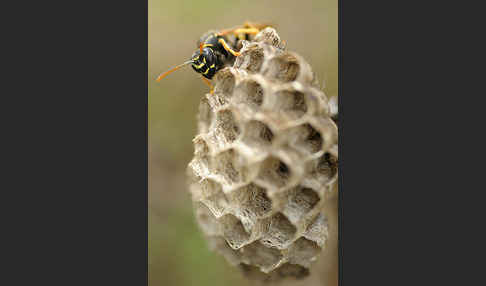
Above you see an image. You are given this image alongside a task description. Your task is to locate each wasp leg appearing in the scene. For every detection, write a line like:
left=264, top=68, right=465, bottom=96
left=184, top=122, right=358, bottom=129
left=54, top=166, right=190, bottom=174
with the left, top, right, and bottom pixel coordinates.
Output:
left=218, top=21, right=272, bottom=36
left=241, top=22, right=258, bottom=40
left=243, top=21, right=273, bottom=30
left=201, top=76, right=214, bottom=94
left=233, top=28, right=260, bottom=35
left=218, top=25, right=243, bottom=36
left=218, top=38, right=241, bottom=57
left=218, top=27, right=261, bottom=37
left=243, top=21, right=256, bottom=29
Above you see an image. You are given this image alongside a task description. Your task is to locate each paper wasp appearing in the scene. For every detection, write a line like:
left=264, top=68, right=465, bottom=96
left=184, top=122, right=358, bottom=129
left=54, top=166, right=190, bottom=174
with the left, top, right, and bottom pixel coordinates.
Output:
left=156, top=22, right=271, bottom=93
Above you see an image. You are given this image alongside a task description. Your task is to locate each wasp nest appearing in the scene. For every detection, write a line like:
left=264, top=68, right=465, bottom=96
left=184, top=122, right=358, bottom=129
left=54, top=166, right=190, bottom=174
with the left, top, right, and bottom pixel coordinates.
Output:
left=188, top=28, right=338, bottom=282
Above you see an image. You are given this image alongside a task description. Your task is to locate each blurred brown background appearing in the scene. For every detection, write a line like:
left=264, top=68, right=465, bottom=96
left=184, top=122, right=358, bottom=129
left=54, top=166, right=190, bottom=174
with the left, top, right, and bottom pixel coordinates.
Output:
left=148, top=0, right=337, bottom=285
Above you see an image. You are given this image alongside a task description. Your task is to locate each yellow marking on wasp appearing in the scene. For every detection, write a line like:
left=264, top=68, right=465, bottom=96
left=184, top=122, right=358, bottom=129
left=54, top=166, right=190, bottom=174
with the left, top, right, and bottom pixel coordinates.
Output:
left=233, top=28, right=260, bottom=35
left=192, top=56, right=199, bottom=61
left=203, top=57, right=206, bottom=64
left=194, top=62, right=205, bottom=69
left=203, top=44, right=214, bottom=48
left=218, top=38, right=241, bottom=57
left=203, top=68, right=209, bottom=75
left=210, top=64, right=215, bottom=68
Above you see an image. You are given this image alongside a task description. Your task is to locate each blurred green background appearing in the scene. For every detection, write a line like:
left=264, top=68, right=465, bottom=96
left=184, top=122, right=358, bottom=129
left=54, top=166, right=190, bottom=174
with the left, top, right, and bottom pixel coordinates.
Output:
left=148, top=0, right=337, bottom=285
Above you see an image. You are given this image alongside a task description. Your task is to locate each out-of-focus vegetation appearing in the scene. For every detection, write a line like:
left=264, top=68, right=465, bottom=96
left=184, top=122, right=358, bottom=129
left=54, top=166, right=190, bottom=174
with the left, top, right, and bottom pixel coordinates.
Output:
left=149, top=1, right=337, bottom=285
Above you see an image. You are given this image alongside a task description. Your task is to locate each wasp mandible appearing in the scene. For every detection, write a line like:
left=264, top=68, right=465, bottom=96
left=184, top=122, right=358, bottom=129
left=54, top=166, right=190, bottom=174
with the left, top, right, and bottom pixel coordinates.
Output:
left=156, top=22, right=271, bottom=94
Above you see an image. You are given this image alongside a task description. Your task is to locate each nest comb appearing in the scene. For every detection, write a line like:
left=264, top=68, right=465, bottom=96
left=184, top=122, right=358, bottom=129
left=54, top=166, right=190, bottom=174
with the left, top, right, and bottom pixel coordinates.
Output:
left=187, top=27, right=338, bottom=282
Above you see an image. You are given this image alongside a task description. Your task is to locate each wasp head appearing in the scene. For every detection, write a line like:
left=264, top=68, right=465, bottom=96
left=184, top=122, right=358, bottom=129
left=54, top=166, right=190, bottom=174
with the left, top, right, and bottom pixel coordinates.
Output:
left=191, top=47, right=217, bottom=79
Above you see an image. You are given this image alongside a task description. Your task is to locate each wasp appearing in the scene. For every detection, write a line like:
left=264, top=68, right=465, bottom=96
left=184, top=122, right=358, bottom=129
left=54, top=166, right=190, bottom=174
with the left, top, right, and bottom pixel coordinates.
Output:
left=155, top=22, right=271, bottom=93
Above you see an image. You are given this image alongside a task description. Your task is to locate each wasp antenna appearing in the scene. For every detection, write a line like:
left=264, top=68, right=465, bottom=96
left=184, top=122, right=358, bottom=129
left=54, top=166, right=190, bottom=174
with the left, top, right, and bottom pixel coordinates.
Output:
left=199, top=42, right=204, bottom=53
left=155, top=60, right=194, bottom=82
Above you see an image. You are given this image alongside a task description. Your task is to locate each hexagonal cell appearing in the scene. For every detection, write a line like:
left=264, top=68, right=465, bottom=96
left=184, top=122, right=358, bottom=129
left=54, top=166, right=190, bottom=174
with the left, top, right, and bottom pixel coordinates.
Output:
left=197, top=97, right=213, bottom=133
left=268, top=88, right=308, bottom=121
left=240, top=120, right=274, bottom=151
left=220, top=214, right=250, bottom=249
left=233, top=79, right=264, bottom=111
left=211, top=149, right=251, bottom=187
left=261, top=213, right=296, bottom=249
left=254, top=27, right=284, bottom=49
left=198, top=177, right=222, bottom=197
left=199, top=179, right=229, bottom=218
left=285, top=123, right=323, bottom=156
left=230, top=183, right=272, bottom=218
left=316, top=152, right=338, bottom=183
left=195, top=202, right=221, bottom=236
left=256, top=156, right=292, bottom=189
left=307, top=116, right=338, bottom=151
left=273, top=263, right=309, bottom=279
left=234, top=43, right=265, bottom=73
left=211, top=109, right=241, bottom=147
left=288, top=237, right=321, bottom=267
left=189, top=138, right=210, bottom=178
left=302, top=123, right=323, bottom=154
left=262, top=53, right=300, bottom=83
left=213, top=68, right=236, bottom=100
left=240, top=241, right=283, bottom=271
left=280, top=186, right=320, bottom=224
left=303, top=212, right=329, bottom=247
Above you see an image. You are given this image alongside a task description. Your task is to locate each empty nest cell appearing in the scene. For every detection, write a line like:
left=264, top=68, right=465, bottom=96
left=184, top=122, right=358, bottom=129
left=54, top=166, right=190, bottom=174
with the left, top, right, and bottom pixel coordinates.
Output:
left=286, top=123, right=323, bottom=156
left=220, top=213, right=250, bottom=249
left=240, top=120, right=274, bottom=151
left=307, top=116, right=338, bottom=151
left=256, top=156, right=292, bottom=189
left=211, top=149, right=248, bottom=187
left=189, top=138, right=210, bottom=178
left=197, top=97, right=212, bottom=133
left=230, top=183, right=272, bottom=219
left=262, top=53, right=300, bottom=83
left=233, top=79, right=264, bottom=111
left=267, top=88, right=308, bottom=122
left=261, top=212, right=297, bottom=249
left=316, top=152, right=338, bottom=184
left=280, top=186, right=320, bottom=224
left=234, top=43, right=265, bottom=73
left=254, top=27, right=285, bottom=49
left=213, top=68, right=236, bottom=100
left=240, top=241, right=283, bottom=271
left=211, top=109, right=241, bottom=147
left=273, top=263, right=309, bottom=279
left=199, top=179, right=229, bottom=218
left=287, top=237, right=321, bottom=267
left=302, top=123, right=324, bottom=154
left=302, top=152, right=338, bottom=191
left=303, top=212, right=329, bottom=247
